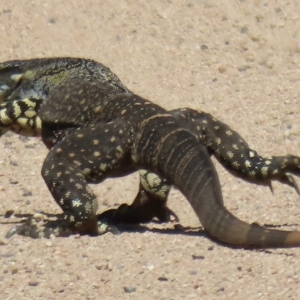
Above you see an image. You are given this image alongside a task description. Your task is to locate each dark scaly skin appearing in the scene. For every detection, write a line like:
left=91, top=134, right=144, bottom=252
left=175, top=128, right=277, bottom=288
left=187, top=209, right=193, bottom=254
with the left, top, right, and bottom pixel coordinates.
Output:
left=10, top=80, right=300, bottom=248
left=0, top=57, right=128, bottom=136
left=102, top=108, right=300, bottom=223
left=0, top=57, right=299, bottom=238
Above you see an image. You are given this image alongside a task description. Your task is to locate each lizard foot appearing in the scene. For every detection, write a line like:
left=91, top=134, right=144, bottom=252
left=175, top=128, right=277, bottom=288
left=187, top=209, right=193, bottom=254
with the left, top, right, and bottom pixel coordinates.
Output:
left=6, top=212, right=120, bottom=239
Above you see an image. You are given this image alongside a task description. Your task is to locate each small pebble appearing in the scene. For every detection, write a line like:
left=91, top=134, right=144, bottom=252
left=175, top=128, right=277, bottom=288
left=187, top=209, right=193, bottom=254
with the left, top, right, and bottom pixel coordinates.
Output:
left=158, top=276, right=168, bottom=281
left=124, top=286, right=136, bottom=293
left=28, top=281, right=39, bottom=287
left=45, top=241, right=53, bottom=247
left=192, top=255, right=205, bottom=260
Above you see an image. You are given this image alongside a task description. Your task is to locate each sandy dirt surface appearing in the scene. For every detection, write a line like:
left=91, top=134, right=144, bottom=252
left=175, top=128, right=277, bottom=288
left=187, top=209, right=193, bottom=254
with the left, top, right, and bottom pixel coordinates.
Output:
left=0, top=1, right=300, bottom=299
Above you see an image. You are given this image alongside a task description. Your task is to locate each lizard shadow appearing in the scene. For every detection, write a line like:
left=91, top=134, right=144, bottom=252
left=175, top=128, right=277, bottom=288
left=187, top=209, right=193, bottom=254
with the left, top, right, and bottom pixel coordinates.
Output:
left=0, top=211, right=205, bottom=236
left=0, top=212, right=298, bottom=255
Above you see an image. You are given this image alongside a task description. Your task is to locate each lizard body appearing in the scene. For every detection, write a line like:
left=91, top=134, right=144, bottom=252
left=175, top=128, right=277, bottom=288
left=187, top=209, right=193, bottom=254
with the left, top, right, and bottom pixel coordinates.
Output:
left=1, top=58, right=300, bottom=248
left=30, top=81, right=300, bottom=247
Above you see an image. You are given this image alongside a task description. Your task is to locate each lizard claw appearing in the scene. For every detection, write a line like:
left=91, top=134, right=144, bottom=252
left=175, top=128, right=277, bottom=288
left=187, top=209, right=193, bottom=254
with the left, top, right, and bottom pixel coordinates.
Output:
left=5, top=226, right=20, bottom=239
left=5, top=215, right=42, bottom=239
left=267, top=181, right=274, bottom=195
left=285, top=173, right=300, bottom=195
left=278, top=172, right=300, bottom=196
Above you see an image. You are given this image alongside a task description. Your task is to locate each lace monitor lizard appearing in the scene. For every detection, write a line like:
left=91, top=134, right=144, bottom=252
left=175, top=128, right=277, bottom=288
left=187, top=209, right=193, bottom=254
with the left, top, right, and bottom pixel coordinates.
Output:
left=1, top=57, right=300, bottom=248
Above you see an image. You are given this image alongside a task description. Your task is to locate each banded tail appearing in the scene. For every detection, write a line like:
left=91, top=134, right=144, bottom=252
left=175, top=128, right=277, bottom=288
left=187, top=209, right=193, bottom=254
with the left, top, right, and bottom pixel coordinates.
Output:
left=137, top=116, right=300, bottom=248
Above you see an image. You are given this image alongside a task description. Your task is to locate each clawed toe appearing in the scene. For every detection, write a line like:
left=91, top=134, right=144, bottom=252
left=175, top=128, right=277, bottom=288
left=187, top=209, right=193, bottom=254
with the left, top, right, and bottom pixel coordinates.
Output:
left=6, top=214, right=45, bottom=239
left=278, top=173, right=300, bottom=195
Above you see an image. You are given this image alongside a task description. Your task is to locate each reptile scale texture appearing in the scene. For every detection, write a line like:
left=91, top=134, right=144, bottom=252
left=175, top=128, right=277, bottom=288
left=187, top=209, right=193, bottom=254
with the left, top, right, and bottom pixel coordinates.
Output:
left=0, top=57, right=300, bottom=248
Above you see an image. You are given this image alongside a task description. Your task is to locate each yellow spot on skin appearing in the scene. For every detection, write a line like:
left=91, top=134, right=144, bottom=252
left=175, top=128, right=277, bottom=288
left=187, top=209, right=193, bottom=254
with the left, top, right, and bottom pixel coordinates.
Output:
left=77, top=133, right=84, bottom=138
left=261, top=166, right=268, bottom=176
left=56, top=148, right=63, bottom=153
left=232, top=161, right=240, bottom=169
left=202, top=120, right=208, bottom=124
left=74, top=160, right=81, bottom=166
left=249, top=171, right=256, bottom=178
left=24, top=110, right=36, bottom=118
left=214, top=126, right=219, bottom=130
left=94, top=151, right=101, bottom=157
left=216, top=138, right=221, bottom=145
left=249, top=151, right=255, bottom=158
left=196, top=126, right=200, bottom=131
left=80, top=99, right=86, bottom=105
left=100, top=164, right=108, bottom=171
left=72, top=199, right=83, bottom=207
left=83, top=168, right=91, bottom=175
left=16, top=117, right=29, bottom=128
left=119, top=130, right=123, bottom=134
left=69, top=153, right=75, bottom=157
left=75, top=183, right=83, bottom=189
left=93, top=139, right=99, bottom=145
left=23, top=98, right=37, bottom=108
left=35, top=117, right=42, bottom=130
left=227, top=151, right=234, bottom=159
left=56, top=171, right=62, bottom=177
left=0, top=110, right=11, bottom=125
left=121, top=109, right=127, bottom=115
left=265, top=160, right=271, bottom=165
left=12, top=102, right=22, bottom=118
left=94, top=106, right=102, bottom=113
left=226, top=130, right=233, bottom=136
left=110, top=137, right=116, bottom=142
left=232, top=144, right=239, bottom=150
left=245, top=160, right=251, bottom=168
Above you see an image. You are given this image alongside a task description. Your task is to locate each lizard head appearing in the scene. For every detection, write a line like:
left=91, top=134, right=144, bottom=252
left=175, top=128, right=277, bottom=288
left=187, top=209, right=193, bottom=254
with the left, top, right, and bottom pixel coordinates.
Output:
left=0, top=61, right=23, bottom=103
left=0, top=57, right=128, bottom=105
left=0, top=58, right=59, bottom=103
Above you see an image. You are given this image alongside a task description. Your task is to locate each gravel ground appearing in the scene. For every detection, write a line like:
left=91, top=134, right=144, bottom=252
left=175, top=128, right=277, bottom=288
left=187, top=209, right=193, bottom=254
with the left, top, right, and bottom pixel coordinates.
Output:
left=0, top=1, right=300, bottom=299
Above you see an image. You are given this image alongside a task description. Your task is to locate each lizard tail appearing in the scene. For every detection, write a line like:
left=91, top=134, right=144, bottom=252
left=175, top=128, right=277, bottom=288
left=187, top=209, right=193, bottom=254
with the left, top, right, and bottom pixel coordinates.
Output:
left=157, top=128, right=300, bottom=248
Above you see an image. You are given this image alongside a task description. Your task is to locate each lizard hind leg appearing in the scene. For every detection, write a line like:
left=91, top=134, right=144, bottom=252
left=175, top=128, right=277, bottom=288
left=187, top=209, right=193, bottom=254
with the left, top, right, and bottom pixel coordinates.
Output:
left=98, top=170, right=179, bottom=224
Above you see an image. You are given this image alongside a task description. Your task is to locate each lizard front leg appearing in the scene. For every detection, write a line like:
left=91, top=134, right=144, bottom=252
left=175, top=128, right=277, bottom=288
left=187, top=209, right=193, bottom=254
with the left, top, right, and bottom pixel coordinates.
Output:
left=7, top=121, right=136, bottom=238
